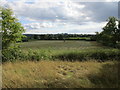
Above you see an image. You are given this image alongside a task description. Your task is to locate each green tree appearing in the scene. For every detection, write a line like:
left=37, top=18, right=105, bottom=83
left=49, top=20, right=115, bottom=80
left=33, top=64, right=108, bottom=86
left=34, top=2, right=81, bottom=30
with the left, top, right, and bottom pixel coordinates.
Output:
left=96, top=17, right=119, bottom=47
left=116, top=19, right=120, bottom=43
left=0, top=7, right=25, bottom=50
left=102, top=17, right=117, bottom=44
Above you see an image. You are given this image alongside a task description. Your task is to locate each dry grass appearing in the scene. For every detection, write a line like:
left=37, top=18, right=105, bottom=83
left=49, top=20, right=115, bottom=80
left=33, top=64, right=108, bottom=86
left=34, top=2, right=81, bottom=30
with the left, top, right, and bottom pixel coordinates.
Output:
left=2, top=60, right=118, bottom=88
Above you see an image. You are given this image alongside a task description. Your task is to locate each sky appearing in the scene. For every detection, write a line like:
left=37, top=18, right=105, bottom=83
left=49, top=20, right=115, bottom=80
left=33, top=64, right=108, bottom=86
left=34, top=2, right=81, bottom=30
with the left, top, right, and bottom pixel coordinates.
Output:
left=0, top=0, right=119, bottom=34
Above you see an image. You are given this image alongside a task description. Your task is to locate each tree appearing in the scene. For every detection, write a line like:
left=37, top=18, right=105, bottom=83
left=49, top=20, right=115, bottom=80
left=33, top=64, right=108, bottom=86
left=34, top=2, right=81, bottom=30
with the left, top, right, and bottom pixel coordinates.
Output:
left=102, top=17, right=117, bottom=44
left=116, top=19, right=120, bottom=43
left=95, top=17, right=119, bottom=47
left=0, top=7, right=25, bottom=50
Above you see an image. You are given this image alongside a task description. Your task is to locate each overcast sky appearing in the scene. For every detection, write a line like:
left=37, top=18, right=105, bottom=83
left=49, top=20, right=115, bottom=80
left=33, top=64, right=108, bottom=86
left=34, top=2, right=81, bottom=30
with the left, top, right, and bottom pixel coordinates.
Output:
left=0, top=0, right=119, bottom=34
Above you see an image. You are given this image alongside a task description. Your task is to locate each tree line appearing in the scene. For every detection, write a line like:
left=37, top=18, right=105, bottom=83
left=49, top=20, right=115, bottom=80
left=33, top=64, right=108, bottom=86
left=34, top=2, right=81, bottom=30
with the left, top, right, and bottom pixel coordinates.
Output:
left=22, top=34, right=95, bottom=41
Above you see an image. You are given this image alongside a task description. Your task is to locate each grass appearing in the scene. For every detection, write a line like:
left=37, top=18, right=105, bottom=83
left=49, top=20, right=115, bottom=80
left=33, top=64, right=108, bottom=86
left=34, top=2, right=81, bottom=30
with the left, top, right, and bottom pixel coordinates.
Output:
left=2, top=40, right=119, bottom=88
left=2, top=60, right=118, bottom=88
left=20, top=40, right=109, bottom=50
left=20, top=40, right=114, bottom=57
left=66, top=37, right=91, bottom=40
left=3, top=40, right=116, bottom=62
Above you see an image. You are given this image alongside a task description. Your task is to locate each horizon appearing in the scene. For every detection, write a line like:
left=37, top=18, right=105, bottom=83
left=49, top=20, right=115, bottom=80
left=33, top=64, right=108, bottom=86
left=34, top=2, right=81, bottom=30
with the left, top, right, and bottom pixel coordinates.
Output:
left=23, top=33, right=96, bottom=35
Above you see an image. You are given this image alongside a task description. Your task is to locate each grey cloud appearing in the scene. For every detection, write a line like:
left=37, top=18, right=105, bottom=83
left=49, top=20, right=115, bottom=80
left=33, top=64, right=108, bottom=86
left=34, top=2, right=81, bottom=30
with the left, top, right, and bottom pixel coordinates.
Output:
left=7, top=1, right=87, bottom=23
left=79, top=2, right=118, bottom=22
left=3, top=1, right=118, bottom=23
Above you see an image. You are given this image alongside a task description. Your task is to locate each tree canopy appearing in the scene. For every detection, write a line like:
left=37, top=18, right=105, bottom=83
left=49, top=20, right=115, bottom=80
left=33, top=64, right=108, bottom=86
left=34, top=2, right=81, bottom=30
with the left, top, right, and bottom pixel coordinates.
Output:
left=0, top=7, right=25, bottom=50
left=96, top=16, right=120, bottom=47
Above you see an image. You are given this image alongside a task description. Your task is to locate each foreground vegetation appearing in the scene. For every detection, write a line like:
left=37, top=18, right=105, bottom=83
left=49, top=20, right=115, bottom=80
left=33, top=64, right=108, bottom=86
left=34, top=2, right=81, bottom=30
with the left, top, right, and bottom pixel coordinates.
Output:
left=2, top=60, right=118, bottom=88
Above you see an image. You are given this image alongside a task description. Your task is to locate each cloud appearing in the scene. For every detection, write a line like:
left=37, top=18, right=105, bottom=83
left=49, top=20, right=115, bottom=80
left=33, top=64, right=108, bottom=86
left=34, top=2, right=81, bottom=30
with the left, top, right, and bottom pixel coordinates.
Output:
left=80, top=2, right=118, bottom=22
left=24, top=22, right=55, bottom=29
left=3, top=0, right=87, bottom=22
left=24, top=21, right=107, bottom=34
left=23, top=21, right=68, bottom=30
left=3, top=0, right=117, bottom=23
left=1, top=0, right=118, bottom=34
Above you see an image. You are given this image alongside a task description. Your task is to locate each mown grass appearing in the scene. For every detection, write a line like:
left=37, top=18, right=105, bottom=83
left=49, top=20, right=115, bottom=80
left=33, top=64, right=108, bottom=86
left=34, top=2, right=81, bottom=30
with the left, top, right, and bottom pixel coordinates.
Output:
left=2, top=60, right=118, bottom=88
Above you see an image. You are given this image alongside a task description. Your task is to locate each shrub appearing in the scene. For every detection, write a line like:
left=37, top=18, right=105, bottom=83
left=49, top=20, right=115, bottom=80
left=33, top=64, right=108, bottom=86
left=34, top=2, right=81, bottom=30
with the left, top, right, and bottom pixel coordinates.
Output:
left=2, top=48, right=120, bottom=62
left=54, top=52, right=87, bottom=61
left=115, top=43, right=120, bottom=49
left=54, top=49, right=120, bottom=61
left=2, top=48, right=23, bottom=62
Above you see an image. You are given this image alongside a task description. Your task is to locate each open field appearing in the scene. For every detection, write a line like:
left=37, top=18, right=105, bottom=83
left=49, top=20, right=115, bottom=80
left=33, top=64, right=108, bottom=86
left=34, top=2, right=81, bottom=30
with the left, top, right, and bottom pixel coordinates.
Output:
left=21, top=40, right=109, bottom=50
left=13, top=40, right=119, bottom=62
left=2, top=40, right=119, bottom=88
left=3, top=40, right=120, bottom=62
left=2, top=60, right=118, bottom=88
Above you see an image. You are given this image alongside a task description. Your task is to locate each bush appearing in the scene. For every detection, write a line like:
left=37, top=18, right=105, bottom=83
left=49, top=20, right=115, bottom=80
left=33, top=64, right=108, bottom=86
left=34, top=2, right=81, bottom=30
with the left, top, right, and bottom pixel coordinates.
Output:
left=89, top=51, right=108, bottom=61
left=2, top=48, right=23, bottom=62
left=54, top=49, right=120, bottom=61
left=2, top=48, right=120, bottom=62
left=54, top=52, right=87, bottom=61
left=115, top=43, right=120, bottom=49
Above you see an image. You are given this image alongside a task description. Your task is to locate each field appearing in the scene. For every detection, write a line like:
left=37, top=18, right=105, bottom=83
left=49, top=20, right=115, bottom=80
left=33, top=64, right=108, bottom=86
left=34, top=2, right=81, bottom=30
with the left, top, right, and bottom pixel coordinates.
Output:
left=2, top=40, right=119, bottom=88
left=2, top=60, right=118, bottom=88
left=21, top=40, right=108, bottom=50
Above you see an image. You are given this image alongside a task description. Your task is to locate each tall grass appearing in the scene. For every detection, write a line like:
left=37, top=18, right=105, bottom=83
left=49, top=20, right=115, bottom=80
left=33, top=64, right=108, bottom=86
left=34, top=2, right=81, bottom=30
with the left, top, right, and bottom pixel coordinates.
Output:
left=2, top=60, right=118, bottom=88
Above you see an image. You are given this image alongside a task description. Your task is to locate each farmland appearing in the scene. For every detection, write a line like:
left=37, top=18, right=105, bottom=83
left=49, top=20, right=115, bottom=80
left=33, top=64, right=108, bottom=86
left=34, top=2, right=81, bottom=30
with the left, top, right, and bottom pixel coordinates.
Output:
left=2, top=40, right=119, bottom=88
